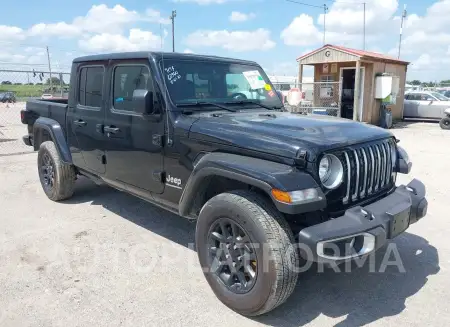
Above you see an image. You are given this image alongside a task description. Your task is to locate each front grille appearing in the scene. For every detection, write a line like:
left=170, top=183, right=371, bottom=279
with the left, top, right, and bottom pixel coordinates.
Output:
left=327, top=138, right=396, bottom=211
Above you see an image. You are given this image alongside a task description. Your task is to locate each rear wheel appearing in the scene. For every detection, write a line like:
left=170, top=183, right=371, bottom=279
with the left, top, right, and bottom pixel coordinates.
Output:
left=440, top=117, right=450, bottom=130
left=196, top=190, right=299, bottom=316
left=38, top=141, right=76, bottom=201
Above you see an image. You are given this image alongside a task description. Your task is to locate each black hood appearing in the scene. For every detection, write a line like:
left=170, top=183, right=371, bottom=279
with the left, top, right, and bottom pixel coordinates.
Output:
left=188, top=111, right=393, bottom=161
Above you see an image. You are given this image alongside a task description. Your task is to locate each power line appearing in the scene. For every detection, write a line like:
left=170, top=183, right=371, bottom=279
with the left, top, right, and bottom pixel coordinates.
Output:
left=284, top=0, right=324, bottom=9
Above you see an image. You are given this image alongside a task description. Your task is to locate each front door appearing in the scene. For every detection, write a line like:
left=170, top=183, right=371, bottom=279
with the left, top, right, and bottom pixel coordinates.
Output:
left=67, top=64, right=106, bottom=174
left=103, top=60, right=165, bottom=194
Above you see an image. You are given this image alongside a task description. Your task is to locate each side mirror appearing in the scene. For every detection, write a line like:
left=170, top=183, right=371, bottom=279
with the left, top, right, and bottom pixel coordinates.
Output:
left=132, top=89, right=154, bottom=115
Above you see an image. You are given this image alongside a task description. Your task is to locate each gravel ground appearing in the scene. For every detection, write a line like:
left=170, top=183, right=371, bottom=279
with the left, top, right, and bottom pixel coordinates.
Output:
left=0, top=121, right=448, bottom=327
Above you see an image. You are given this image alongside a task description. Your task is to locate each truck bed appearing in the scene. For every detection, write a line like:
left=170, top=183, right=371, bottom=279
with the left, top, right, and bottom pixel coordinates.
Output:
left=24, top=98, right=68, bottom=129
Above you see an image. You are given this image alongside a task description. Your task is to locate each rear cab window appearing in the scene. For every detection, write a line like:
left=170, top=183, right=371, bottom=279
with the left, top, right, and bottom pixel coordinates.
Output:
left=78, top=66, right=105, bottom=108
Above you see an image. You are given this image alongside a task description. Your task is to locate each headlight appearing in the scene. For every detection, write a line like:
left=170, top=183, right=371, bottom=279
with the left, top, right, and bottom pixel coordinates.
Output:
left=319, top=154, right=344, bottom=189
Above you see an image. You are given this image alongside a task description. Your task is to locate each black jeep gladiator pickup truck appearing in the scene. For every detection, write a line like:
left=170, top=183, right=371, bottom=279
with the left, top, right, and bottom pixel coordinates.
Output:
left=21, top=52, right=428, bottom=316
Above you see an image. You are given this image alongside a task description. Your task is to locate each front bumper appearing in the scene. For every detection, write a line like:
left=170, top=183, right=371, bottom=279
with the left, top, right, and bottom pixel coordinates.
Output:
left=298, top=179, right=428, bottom=264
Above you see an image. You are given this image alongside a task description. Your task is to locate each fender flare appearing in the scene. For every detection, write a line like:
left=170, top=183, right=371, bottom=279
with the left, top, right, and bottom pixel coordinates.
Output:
left=178, top=152, right=325, bottom=216
left=33, top=117, right=72, bottom=164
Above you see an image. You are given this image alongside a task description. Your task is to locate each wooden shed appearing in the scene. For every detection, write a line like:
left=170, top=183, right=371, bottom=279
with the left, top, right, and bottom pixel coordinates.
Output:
left=297, top=44, right=409, bottom=124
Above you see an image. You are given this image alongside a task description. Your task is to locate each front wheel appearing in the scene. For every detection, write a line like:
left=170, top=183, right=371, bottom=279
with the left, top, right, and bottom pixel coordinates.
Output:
left=196, top=190, right=299, bottom=316
left=440, top=117, right=450, bottom=130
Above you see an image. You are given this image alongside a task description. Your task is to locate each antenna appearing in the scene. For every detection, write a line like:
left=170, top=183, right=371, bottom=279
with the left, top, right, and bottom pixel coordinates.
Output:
left=398, top=4, right=407, bottom=59
left=160, top=24, right=163, bottom=50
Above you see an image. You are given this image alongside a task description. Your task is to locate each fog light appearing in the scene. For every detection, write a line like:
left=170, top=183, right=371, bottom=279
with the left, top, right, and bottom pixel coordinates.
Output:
left=317, top=232, right=376, bottom=260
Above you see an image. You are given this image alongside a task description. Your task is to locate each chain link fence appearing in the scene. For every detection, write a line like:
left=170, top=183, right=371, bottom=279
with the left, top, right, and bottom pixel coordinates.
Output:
left=0, top=70, right=70, bottom=156
left=281, top=82, right=342, bottom=117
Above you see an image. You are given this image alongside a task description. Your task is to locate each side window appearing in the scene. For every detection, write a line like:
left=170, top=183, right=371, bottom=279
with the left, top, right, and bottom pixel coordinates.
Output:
left=113, top=65, right=152, bottom=111
left=78, top=66, right=104, bottom=107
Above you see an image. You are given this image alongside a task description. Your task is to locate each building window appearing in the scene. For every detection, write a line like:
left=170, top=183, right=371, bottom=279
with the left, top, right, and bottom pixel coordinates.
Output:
left=320, top=75, right=334, bottom=98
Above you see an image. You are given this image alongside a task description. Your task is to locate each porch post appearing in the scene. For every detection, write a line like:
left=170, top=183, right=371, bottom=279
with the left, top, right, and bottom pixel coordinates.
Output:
left=298, top=63, right=303, bottom=90
left=353, top=60, right=361, bottom=121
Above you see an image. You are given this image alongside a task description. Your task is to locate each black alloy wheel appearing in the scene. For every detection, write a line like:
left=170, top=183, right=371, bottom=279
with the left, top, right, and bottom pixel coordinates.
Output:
left=207, top=218, right=257, bottom=294
left=40, top=152, right=55, bottom=192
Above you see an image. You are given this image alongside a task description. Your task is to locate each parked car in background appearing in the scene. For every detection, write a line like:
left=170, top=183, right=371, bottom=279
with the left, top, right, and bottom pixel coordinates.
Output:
left=404, top=91, right=450, bottom=124
left=0, top=92, right=16, bottom=103
left=41, top=94, right=53, bottom=99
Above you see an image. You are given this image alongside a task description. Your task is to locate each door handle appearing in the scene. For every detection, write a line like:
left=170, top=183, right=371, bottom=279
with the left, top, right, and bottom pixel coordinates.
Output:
left=73, top=119, right=87, bottom=127
left=104, top=126, right=120, bottom=134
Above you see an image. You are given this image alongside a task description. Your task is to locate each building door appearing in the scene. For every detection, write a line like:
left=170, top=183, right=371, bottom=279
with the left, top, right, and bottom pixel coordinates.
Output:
left=340, top=67, right=365, bottom=120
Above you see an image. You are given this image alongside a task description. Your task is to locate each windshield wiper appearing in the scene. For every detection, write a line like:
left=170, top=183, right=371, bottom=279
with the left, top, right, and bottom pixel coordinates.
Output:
left=176, top=101, right=236, bottom=112
left=224, top=100, right=282, bottom=111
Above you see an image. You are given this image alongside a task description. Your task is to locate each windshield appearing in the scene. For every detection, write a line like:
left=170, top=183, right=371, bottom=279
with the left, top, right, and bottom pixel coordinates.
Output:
left=431, top=92, right=449, bottom=101
left=160, top=59, right=282, bottom=109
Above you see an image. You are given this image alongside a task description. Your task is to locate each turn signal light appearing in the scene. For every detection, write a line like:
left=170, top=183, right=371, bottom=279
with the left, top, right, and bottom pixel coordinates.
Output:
left=271, top=189, right=292, bottom=204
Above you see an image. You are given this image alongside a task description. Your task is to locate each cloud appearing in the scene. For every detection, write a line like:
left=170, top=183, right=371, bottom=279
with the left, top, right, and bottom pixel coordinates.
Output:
left=282, top=1, right=401, bottom=48
left=0, top=25, right=25, bottom=41
left=28, top=22, right=81, bottom=38
left=185, top=28, right=275, bottom=51
left=279, top=0, right=450, bottom=79
left=27, top=4, right=169, bottom=39
left=78, top=28, right=162, bottom=53
left=173, top=0, right=230, bottom=4
left=229, top=11, right=255, bottom=22
left=280, top=14, right=321, bottom=46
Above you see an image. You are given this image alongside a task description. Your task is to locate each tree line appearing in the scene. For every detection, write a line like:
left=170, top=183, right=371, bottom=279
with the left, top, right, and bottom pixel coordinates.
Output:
left=407, top=80, right=450, bottom=87
left=1, top=77, right=67, bottom=86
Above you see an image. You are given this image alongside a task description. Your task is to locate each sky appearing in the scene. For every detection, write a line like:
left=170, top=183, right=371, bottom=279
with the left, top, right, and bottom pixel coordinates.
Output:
left=0, top=0, right=449, bottom=81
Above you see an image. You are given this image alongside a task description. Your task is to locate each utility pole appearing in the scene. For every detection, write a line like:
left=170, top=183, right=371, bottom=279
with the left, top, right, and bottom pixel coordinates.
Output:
left=398, top=4, right=407, bottom=59
left=323, top=4, right=326, bottom=45
left=170, top=10, right=177, bottom=52
left=363, top=2, right=366, bottom=50
left=46, top=46, right=53, bottom=93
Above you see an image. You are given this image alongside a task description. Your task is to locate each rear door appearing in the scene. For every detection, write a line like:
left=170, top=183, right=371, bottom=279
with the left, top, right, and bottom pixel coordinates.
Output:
left=67, top=64, right=106, bottom=174
left=103, top=60, right=165, bottom=194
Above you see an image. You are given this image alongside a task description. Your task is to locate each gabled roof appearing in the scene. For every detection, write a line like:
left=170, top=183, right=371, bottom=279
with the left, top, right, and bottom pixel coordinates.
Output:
left=297, top=44, right=409, bottom=65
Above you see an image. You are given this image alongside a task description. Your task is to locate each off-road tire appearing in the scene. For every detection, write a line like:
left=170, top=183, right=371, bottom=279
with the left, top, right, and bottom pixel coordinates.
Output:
left=440, top=117, right=450, bottom=130
left=38, top=141, right=76, bottom=201
left=196, top=190, right=299, bottom=316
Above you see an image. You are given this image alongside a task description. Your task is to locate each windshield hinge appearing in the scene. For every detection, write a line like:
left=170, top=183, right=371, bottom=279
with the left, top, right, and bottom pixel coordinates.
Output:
left=294, top=149, right=308, bottom=168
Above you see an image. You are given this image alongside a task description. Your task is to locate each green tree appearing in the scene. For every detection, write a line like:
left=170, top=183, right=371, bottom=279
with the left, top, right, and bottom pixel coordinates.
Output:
left=410, top=80, right=421, bottom=85
left=1, top=81, right=12, bottom=85
left=45, top=77, right=62, bottom=85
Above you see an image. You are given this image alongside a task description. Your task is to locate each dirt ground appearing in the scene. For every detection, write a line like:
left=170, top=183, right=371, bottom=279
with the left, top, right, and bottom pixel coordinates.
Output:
left=0, top=119, right=448, bottom=327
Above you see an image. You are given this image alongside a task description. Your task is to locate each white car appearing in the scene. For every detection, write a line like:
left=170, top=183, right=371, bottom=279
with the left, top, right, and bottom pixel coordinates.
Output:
left=41, top=94, right=53, bottom=99
left=404, top=91, right=450, bottom=120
